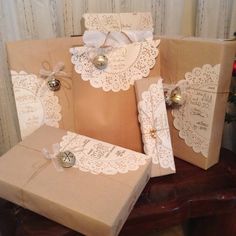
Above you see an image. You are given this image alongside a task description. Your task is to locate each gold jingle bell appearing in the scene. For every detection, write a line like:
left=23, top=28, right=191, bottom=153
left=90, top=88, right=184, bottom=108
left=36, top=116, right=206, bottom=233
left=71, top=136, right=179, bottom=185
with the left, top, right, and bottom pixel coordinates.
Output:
left=170, top=87, right=182, bottom=105
left=150, top=128, right=157, bottom=139
left=47, top=78, right=61, bottom=91
left=57, top=151, right=76, bottom=168
left=93, top=54, right=108, bottom=70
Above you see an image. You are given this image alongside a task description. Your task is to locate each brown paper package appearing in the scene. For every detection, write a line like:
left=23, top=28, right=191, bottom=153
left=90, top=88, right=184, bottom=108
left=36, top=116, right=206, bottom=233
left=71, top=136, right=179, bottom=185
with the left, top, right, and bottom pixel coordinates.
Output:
left=7, top=37, right=83, bottom=134
left=71, top=47, right=160, bottom=153
left=159, top=36, right=236, bottom=169
left=0, top=125, right=151, bottom=236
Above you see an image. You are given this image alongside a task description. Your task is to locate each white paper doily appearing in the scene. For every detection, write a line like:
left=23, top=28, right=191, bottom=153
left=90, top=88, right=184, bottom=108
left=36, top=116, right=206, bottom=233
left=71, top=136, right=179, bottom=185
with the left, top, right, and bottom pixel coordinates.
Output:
left=83, top=12, right=153, bottom=32
left=11, top=71, right=62, bottom=139
left=70, top=40, right=160, bottom=92
left=59, top=131, right=149, bottom=175
left=172, top=64, right=220, bottom=157
left=138, top=79, right=175, bottom=170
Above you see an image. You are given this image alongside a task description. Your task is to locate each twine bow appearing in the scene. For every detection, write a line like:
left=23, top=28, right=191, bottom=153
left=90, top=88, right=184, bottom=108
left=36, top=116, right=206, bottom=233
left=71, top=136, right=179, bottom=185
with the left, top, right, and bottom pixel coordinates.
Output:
left=39, top=62, right=70, bottom=80
left=38, top=61, right=71, bottom=106
left=42, top=143, right=64, bottom=172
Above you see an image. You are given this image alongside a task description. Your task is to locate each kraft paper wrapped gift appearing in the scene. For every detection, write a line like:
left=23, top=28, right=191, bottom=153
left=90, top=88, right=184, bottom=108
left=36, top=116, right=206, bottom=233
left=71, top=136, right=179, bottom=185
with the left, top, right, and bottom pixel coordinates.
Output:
left=7, top=37, right=83, bottom=139
left=70, top=12, right=160, bottom=153
left=160, top=36, right=236, bottom=169
left=0, top=125, right=151, bottom=236
left=135, top=76, right=175, bottom=177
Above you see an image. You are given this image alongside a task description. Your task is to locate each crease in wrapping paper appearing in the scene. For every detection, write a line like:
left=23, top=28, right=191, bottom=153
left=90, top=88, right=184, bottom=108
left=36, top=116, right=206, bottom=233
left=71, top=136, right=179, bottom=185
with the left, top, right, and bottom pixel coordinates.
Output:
left=160, top=37, right=236, bottom=169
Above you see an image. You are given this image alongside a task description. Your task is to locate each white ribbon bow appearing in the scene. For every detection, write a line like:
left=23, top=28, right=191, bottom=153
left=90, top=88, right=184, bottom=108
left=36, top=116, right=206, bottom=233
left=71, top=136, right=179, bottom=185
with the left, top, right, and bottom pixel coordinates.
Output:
left=39, top=62, right=70, bottom=80
left=42, top=143, right=64, bottom=172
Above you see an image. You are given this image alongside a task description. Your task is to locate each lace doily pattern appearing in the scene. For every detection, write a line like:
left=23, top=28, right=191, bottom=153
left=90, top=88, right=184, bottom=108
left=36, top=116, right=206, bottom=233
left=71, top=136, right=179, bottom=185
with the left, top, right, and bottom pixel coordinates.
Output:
left=172, top=64, right=220, bottom=157
left=70, top=40, right=160, bottom=92
left=83, top=12, right=153, bottom=32
left=59, top=131, right=149, bottom=175
left=137, top=80, right=175, bottom=171
left=11, top=71, right=62, bottom=139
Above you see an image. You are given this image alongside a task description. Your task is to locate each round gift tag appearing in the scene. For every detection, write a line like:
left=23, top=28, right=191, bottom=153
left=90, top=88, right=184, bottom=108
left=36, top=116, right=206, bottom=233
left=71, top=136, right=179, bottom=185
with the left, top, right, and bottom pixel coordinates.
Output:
left=57, top=151, right=76, bottom=168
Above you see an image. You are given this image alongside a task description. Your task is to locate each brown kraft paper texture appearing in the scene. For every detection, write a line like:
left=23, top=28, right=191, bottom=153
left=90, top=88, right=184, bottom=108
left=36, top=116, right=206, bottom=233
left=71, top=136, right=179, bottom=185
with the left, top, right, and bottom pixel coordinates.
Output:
left=159, top=36, right=236, bottom=169
left=71, top=40, right=161, bottom=153
left=0, top=125, right=151, bottom=236
left=7, top=37, right=83, bottom=136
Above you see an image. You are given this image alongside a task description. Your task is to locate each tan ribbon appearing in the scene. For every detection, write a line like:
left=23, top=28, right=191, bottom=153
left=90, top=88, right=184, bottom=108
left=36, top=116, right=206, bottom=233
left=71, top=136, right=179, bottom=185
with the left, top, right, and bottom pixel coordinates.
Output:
left=18, top=142, right=68, bottom=208
left=39, top=61, right=70, bottom=81
left=19, top=143, right=57, bottom=208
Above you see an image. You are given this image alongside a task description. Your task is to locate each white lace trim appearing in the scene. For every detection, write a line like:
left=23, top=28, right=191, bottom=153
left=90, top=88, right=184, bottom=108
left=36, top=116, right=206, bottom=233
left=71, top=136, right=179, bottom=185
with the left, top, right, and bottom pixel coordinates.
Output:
left=59, top=131, right=149, bottom=175
left=70, top=40, right=160, bottom=92
left=172, top=64, right=220, bottom=157
left=83, top=12, right=153, bottom=32
left=137, top=79, right=175, bottom=170
left=11, top=71, right=62, bottom=139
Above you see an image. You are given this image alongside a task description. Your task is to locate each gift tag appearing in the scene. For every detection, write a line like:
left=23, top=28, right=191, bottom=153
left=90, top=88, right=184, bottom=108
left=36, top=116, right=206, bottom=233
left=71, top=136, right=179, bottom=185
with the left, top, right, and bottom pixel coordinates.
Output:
left=57, top=151, right=76, bottom=168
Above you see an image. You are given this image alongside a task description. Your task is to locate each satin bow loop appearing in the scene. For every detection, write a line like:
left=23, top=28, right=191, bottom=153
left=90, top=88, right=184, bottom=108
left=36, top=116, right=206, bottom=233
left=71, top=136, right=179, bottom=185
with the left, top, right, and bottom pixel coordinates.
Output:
left=41, top=143, right=64, bottom=172
left=39, top=62, right=70, bottom=79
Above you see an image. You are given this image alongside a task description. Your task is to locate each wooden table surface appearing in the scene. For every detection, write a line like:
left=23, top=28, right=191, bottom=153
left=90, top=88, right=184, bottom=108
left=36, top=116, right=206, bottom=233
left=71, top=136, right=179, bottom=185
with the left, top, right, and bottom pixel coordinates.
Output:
left=1, top=148, right=236, bottom=236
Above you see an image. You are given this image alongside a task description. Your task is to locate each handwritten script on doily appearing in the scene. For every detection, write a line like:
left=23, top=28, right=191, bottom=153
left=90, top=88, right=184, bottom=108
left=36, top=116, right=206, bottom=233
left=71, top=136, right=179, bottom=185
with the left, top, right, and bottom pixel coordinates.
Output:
left=11, top=71, right=61, bottom=139
left=59, top=131, right=149, bottom=175
left=172, top=64, right=220, bottom=157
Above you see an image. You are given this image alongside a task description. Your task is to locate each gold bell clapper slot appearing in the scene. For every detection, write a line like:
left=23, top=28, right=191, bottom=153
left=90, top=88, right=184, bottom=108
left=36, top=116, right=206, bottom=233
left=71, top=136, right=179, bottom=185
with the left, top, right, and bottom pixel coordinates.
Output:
left=57, top=151, right=76, bottom=168
left=47, top=78, right=61, bottom=91
left=164, top=86, right=183, bottom=107
left=92, top=54, right=108, bottom=70
left=170, top=87, right=182, bottom=105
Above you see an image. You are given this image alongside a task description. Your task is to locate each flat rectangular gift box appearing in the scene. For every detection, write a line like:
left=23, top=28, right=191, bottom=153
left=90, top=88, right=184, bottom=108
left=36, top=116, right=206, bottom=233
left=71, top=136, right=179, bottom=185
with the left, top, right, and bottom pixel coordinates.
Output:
left=159, top=36, right=236, bottom=169
left=135, top=76, right=175, bottom=177
left=0, top=125, right=151, bottom=236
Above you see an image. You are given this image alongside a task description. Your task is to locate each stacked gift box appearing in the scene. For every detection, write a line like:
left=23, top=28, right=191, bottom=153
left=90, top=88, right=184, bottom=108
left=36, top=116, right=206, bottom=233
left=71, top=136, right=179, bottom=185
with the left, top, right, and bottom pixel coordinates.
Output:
left=0, top=12, right=235, bottom=236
